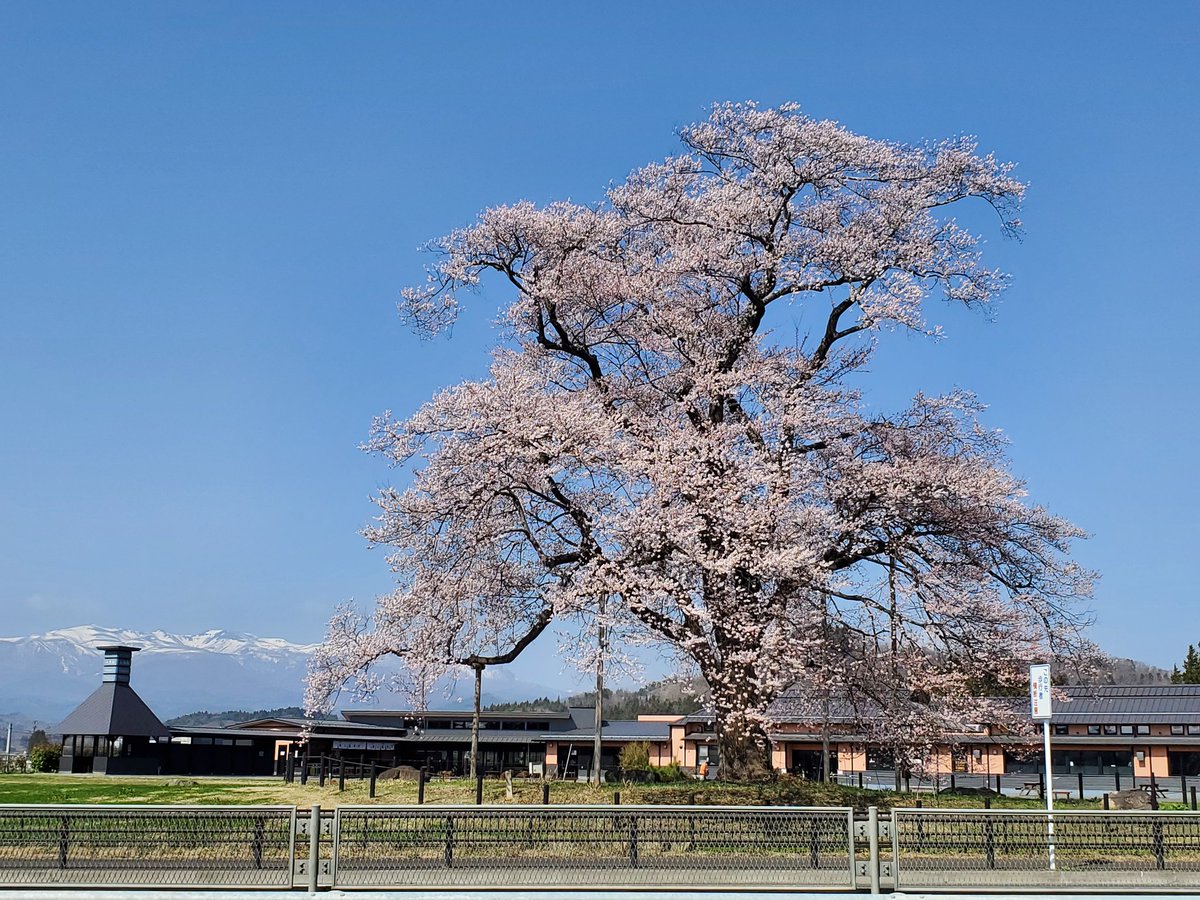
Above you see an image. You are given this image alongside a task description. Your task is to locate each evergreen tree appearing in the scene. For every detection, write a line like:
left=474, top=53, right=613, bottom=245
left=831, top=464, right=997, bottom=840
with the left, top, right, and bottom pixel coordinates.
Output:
left=1171, top=645, right=1200, bottom=684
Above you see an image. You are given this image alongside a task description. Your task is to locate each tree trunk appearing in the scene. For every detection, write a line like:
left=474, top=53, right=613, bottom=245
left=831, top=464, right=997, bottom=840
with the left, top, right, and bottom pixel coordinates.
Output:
left=470, top=664, right=483, bottom=779
left=711, top=682, right=774, bottom=780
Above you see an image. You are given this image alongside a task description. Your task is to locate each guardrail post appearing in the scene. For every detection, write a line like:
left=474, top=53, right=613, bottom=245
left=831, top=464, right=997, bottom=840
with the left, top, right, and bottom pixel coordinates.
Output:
left=58, top=815, right=68, bottom=869
left=307, top=805, right=320, bottom=893
left=867, top=806, right=880, bottom=894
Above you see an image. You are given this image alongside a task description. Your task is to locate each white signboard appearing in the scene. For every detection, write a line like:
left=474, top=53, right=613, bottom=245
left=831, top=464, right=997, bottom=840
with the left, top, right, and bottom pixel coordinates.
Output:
left=332, top=741, right=395, bottom=751
left=1030, top=664, right=1053, bottom=720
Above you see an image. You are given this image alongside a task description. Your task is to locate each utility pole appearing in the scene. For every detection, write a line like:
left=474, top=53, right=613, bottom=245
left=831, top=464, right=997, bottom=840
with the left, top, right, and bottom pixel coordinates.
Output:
left=592, top=595, right=606, bottom=786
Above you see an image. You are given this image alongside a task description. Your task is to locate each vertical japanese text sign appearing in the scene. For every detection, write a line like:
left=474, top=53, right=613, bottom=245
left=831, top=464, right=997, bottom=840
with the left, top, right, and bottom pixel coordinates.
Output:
left=1030, top=663, right=1052, bottom=720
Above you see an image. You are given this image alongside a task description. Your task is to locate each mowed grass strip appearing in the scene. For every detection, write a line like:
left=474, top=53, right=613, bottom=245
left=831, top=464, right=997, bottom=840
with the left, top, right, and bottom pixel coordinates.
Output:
left=0, top=774, right=1187, bottom=811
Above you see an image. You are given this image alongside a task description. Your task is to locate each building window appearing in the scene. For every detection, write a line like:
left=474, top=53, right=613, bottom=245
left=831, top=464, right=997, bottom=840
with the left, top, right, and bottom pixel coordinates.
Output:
left=1103, top=725, right=1118, bottom=736
left=1188, top=725, right=1200, bottom=736
left=1171, top=725, right=1185, bottom=736
left=1136, top=725, right=1150, bottom=735
left=1087, top=725, right=1101, bottom=735
left=1120, top=725, right=1134, bottom=736
left=1053, top=724, right=1069, bottom=736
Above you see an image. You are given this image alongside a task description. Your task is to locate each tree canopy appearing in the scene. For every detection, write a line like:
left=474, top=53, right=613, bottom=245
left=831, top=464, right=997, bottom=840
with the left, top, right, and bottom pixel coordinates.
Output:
left=307, top=102, right=1093, bottom=778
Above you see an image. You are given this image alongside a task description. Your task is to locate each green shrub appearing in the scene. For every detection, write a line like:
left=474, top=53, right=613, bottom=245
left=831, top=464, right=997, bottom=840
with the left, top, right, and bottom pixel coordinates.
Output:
left=28, top=746, right=61, bottom=773
left=618, top=740, right=651, bottom=771
left=650, top=762, right=689, bottom=783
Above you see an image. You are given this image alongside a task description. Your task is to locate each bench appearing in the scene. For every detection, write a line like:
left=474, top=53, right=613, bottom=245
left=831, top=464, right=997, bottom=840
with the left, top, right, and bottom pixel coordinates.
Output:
left=1052, top=788, right=1073, bottom=801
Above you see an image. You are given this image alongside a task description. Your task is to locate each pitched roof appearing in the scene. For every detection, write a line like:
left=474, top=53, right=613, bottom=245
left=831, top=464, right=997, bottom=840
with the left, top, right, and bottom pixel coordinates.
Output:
left=55, top=682, right=170, bottom=738
left=544, top=720, right=671, bottom=742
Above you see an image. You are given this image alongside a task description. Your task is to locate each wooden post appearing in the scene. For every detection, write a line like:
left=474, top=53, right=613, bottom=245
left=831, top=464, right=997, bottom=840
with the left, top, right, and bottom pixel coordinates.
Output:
left=1103, top=792, right=1110, bottom=810
left=613, top=790, right=621, bottom=805
left=1078, top=770, right=1084, bottom=800
left=369, top=764, right=378, bottom=799
left=338, top=762, right=345, bottom=793
left=475, top=771, right=483, bottom=806
left=542, top=781, right=550, bottom=805
left=418, top=768, right=426, bottom=805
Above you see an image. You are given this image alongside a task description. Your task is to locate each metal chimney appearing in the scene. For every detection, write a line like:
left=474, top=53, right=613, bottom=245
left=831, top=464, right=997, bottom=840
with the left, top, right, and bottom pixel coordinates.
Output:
left=96, top=645, right=139, bottom=684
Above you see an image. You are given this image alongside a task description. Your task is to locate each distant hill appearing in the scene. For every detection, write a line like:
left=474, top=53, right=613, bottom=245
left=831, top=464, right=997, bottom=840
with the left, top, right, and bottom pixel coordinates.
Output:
left=486, top=677, right=707, bottom=718
left=166, top=706, right=307, bottom=727
left=1083, top=656, right=1172, bottom=686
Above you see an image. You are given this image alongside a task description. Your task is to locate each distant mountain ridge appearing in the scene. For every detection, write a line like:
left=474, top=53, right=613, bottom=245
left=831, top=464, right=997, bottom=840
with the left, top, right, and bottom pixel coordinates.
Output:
left=0, top=625, right=318, bottom=721
left=0, top=625, right=560, bottom=724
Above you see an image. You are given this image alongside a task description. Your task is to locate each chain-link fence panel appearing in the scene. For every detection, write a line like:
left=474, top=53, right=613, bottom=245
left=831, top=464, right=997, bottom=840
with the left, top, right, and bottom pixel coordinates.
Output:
left=332, top=804, right=856, bottom=890
left=893, top=808, right=1200, bottom=891
left=0, top=805, right=295, bottom=888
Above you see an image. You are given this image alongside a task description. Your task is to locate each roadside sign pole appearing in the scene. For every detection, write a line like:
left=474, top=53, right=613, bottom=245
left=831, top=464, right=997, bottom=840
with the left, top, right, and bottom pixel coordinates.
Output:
left=1031, top=663, right=1056, bottom=871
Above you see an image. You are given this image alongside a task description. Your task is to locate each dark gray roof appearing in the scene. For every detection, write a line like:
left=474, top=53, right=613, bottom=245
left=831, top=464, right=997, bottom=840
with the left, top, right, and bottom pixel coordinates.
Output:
left=393, top=730, right=542, bottom=745
left=544, top=720, right=671, bottom=742
left=55, top=683, right=170, bottom=738
left=1050, top=687, right=1200, bottom=724
left=233, top=716, right=407, bottom=734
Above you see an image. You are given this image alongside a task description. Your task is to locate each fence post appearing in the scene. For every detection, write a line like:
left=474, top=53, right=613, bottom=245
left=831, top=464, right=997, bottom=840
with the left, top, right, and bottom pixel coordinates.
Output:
left=319, top=758, right=326, bottom=788
left=369, top=764, right=377, bottom=799
left=858, top=771, right=864, bottom=789
left=475, top=772, right=483, bottom=806
left=1038, top=771, right=1045, bottom=800
left=1181, top=771, right=1188, bottom=803
left=338, top=762, right=345, bottom=793
left=58, top=815, right=68, bottom=869
left=614, top=791, right=621, bottom=805
left=252, top=815, right=264, bottom=870
left=1103, top=793, right=1110, bottom=810
left=995, top=774, right=1001, bottom=795
left=1114, top=770, right=1121, bottom=792
left=1078, top=771, right=1085, bottom=800
left=984, top=806, right=996, bottom=870
left=301, top=749, right=310, bottom=786
left=867, top=806, right=881, bottom=894
left=307, top=805, right=320, bottom=893
left=1192, top=785, right=1198, bottom=811
left=950, top=772, right=956, bottom=792
left=687, top=793, right=696, bottom=851
left=542, top=781, right=550, bottom=805
left=418, top=768, right=426, bottom=805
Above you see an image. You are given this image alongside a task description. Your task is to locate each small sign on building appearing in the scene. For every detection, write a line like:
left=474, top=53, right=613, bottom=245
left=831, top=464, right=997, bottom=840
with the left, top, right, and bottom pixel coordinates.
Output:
left=332, top=741, right=396, bottom=751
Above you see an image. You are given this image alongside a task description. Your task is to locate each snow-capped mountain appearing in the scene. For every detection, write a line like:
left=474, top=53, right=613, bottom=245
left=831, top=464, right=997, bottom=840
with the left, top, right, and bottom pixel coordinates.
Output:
left=0, top=625, right=565, bottom=725
left=0, top=625, right=318, bottom=721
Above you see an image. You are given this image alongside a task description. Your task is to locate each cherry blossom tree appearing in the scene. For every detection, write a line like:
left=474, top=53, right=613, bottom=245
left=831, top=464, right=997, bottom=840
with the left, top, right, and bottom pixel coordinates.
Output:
left=310, top=102, right=1093, bottom=779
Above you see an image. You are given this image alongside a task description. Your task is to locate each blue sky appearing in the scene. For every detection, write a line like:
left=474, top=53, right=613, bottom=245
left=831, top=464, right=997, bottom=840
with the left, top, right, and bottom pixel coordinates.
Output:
left=1, top=1, right=1197, bottom=690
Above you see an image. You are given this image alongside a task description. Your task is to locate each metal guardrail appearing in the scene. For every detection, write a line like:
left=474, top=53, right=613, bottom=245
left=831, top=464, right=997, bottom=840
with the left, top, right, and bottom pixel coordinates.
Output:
left=4, top=802, right=1200, bottom=892
left=330, top=804, right=857, bottom=890
left=0, top=804, right=295, bottom=888
left=892, top=807, right=1200, bottom=892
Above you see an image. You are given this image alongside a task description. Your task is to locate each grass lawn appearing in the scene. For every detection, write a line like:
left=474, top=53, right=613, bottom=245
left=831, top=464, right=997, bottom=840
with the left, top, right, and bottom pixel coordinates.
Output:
left=0, top=773, right=1150, bottom=810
